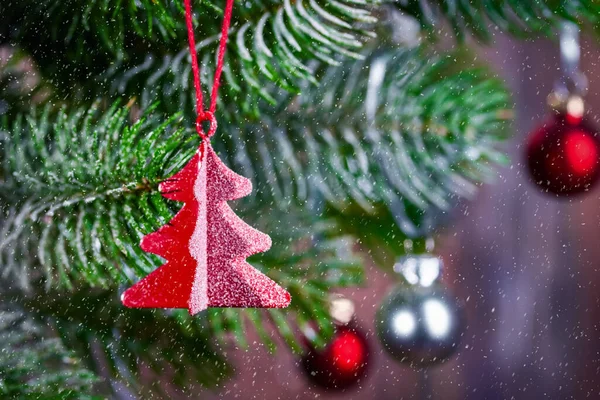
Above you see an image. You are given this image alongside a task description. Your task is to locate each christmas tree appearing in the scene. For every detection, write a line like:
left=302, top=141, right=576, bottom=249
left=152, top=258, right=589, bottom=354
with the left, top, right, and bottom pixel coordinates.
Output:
left=1, top=0, right=599, bottom=397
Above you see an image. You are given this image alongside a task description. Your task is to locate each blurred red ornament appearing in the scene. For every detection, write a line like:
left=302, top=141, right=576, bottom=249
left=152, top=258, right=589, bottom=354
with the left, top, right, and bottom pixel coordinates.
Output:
left=526, top=110, right=600, bottom=196
left=301, top=324, right=369, bottom=390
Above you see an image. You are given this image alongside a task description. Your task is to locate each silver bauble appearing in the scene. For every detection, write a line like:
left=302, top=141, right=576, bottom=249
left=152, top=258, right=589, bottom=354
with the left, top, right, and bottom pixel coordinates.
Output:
left=376, top=255, right=465, bottom=367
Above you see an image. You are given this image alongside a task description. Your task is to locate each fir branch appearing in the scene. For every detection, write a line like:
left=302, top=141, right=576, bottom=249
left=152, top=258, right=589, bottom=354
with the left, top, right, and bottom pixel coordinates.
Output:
left=1, top=0, right=181, bottom=58
left=0, top=101, right=364, bottom=357
left=0, top=307, right=99, bottom=398
left=2, top=0, right=377, bottom=109
left=19, top=291, right=232, bottom=397
left=228, top=0, right=377, bottom=101
left=101, top=0, right=377, bottom=116
left=0, top=0, right=186, bottom=95
left=216, top=46, right=511, bottom=237
left=106, top=45, right=510, bottom=238
left=0, top=102, right=192, bottom=291
left=398, top=0, right=600, bottom=40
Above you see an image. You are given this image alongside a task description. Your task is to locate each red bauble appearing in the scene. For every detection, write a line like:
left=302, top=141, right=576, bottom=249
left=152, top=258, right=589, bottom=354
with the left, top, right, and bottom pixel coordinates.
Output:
left=526, top=112, right=600, bottom=196
left=301, top=325, right=369, bottom=390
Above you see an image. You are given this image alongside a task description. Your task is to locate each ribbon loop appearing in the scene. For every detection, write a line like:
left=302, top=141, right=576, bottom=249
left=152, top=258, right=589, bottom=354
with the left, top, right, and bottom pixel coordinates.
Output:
left=184, top=0, right=234, bottom=139
left=196, top=111, right=218, bottom=138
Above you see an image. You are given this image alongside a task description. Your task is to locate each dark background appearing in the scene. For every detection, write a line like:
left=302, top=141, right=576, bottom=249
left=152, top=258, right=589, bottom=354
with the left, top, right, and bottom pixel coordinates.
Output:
left=189, top=33, right=600, bottom=400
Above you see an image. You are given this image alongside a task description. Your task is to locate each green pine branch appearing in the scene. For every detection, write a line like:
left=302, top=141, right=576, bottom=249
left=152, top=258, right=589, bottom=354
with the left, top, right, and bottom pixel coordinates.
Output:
left=1, top=0, right=181, bottom=59
left=101, top=0, right=377, bottom=117
left=0, top=101, right=364, bottom=357
left=0, top=307, right=99, bottom=399
left=19, top=291, right=232, bottom=397
left=0, top=0, right=181, bottom=95
left=398, top=0, right=600, bottom=40
left=1, top=0, right=377, bottom=109
left=211, top=46, right=510, bottom=237
left=98, top=44, right=511, bottom=238
left=0, top=102, right=192, bottom=291
left=4, top=0, right=600, bottom=113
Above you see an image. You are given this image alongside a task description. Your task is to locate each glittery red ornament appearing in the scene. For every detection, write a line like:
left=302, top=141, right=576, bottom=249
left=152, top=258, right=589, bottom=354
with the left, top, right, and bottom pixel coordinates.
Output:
left=121, top=141, right=291, bottom=314
left=526, top=112, right=600, bottom=196
left=301, top=325, right=369, bottom=390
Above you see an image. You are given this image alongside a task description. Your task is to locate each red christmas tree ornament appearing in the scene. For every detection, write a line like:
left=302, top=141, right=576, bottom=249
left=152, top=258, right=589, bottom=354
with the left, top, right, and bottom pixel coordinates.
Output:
left=122, top=141, right=291, bottom=314
left=121, top=0, right=290, bottom=313
left=301, top=297, right=369, bottom=390
left=526, top=96, right=600, bottom=196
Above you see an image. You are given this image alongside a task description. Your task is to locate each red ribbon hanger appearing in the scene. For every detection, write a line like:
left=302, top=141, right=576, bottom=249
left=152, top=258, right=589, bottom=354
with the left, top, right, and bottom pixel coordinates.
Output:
left=183, top=0, right=235, bottom=139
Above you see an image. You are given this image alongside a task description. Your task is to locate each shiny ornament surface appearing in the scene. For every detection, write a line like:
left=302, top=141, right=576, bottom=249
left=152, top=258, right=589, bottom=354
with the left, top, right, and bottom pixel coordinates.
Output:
left=526, top=112, right=600, bottom=196
left=376, top=284, right=465, bottom=367
left=301, top=324, right=369, bottom=390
